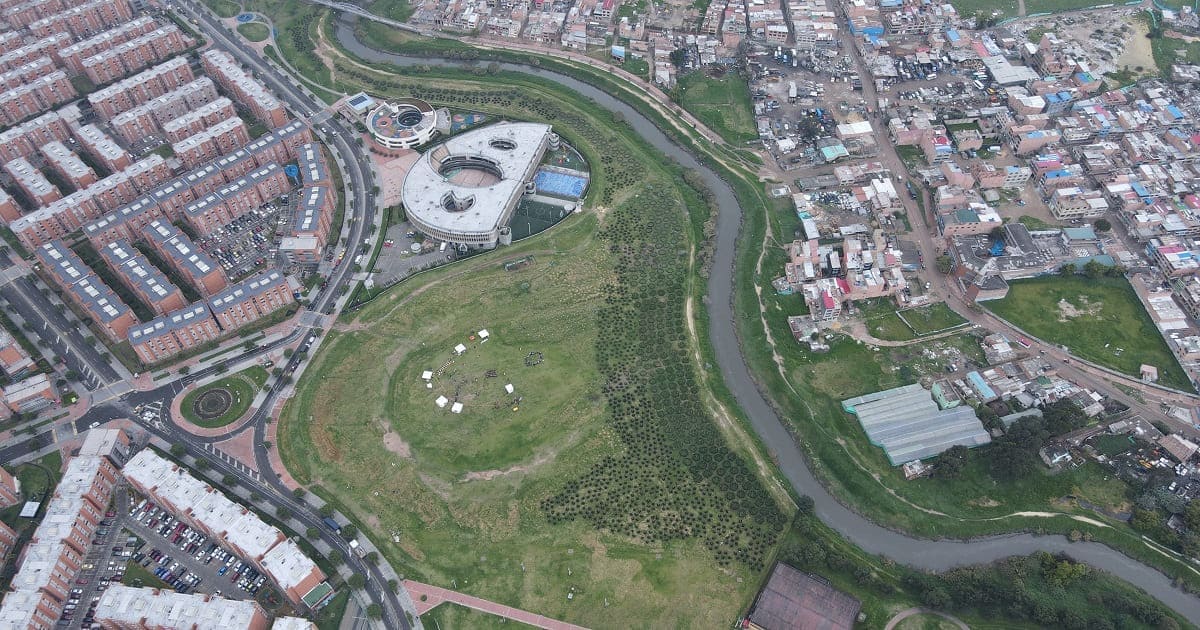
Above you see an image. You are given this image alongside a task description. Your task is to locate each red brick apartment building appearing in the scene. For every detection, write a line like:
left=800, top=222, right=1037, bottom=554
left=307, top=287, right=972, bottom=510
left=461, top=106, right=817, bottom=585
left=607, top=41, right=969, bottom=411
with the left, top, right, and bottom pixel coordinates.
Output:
left=0, top=111, right=71, bottom=164
left=28, top=0, right=133, bottom=39
left=0, top=465, right=20, bottom=508
left=58, top=15, right=158, bottom=74
left=36, top=240, right=137, bottom=341
left=127, top=303, right=220, bottom=364
left=206, top=270, right=294, bottom=330
left=0, top=187, right=21, bottom=223
left=88, top=56, right=194, bottom=120
left=40, top=141, right=98, bottom=190
left=201, top=49, right=288, bottom=128
left=0, top=429, right=129, bottom=630
left=5, top=157, right=60, bottom=206
left=94, top=586, right=271, bottom=630
left=98, top=240, right=186, bottom=316
left=80, top=24, right=190, bottom=85
left=0, top=71, right=76, bottom=126
left=142, top=219, right=227, bottom=296
left=73, top=123, right=132, bottom=173
left=2, top=373, right=56, bottom=414
left=0, top=519, right=16, bottom=560
left=172, top=117, right=249, bottom=169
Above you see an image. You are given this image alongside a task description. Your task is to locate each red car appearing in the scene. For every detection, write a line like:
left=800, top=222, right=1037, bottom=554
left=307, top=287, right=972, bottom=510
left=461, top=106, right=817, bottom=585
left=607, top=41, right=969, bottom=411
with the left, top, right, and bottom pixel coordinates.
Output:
left=75, top=578, right=88, bottom=585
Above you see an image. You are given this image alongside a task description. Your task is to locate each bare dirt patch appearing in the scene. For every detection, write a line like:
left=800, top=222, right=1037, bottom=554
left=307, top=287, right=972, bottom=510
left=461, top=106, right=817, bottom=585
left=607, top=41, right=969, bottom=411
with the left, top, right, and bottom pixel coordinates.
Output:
left=968, top=497, right=1001, bottom=508
left=383, top=431, right=412, bottom=459
left=1056, top=296, right=1101, bottom=321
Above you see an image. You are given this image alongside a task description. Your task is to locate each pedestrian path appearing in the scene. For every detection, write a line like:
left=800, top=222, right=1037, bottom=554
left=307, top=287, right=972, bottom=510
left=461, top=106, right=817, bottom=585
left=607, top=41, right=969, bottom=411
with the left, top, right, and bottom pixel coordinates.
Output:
left=403, top=580, right=588, bottom=629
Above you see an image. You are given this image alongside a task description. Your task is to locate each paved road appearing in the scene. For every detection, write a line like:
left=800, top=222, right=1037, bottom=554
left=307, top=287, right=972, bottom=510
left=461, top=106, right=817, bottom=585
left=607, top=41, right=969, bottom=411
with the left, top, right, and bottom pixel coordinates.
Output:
left=332, top=23, right=1200, bottom=621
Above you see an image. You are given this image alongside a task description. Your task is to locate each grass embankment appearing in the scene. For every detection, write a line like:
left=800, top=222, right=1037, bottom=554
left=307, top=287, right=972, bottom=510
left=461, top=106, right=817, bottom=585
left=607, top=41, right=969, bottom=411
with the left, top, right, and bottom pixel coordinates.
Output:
left=676, top=71, right=757, bottom=144
left=368, top=0, right=414, bottom=21
left=245, top=0, right=335, bottom=99
left=277, top=52, right=786, bottom=627
left=988, top=275, right=1191, bottom=390
left=238, top=22, right=270, bottom=43
left=203, top=0, right=240, bottom=19
left=179, top=366, right=269, bottom=428
left=252, top=4, right=1200, bottom=615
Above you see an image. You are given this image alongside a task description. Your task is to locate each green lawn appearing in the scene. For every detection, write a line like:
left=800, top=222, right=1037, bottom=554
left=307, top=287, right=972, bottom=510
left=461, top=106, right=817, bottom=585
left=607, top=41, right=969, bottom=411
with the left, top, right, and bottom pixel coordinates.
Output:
left=1018, top=215, right=1060, bottom=231
left=987, top=275, right=1191, bottom=391
left=314, top=590, right=349, bottom=630
left=178, top=366, right=268, bottom=428
left=900, top=302, right=968, bottom=335
left=368, top=0, right=414, bottom=21
left=123, top=559, right=172, bottom=590
left=1092, top=433, right=1137, bottom=458
left=677, top=71, right=757, bottom=144
left=949, top=0, right=1020, bottom=17
left=204, top=0, right=241, bottom=18
left=859, top=301, right=966, bottom=341
left=277, top=53, right=789, bottom=626
left=238, top=22, right=270, bottom=42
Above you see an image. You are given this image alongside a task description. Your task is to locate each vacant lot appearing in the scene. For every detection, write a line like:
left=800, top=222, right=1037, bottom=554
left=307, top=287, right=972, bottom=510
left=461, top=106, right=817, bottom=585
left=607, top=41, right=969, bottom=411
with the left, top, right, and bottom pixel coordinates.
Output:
left=204, top=0, right=240, bottom=18
left=677, top=71, right=757, bottom=144
left=179, top=366, right=268, bottom=428
left=901, top=302, right=968, bottom=335
left=988, top=276, right=1191, bottom=390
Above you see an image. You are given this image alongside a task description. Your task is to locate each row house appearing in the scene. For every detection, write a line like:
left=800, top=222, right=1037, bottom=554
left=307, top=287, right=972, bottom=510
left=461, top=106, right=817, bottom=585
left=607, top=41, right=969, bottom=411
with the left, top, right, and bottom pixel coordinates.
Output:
left=5, top=0, right=65, bottom=29
left=0, top=57, right=56, bottom=93
left=5, top=157, right=59, bottom=207
left=99, top=240, right=186, bottom=316
left=36, top=240, right=136, bottom=341
left=280, top=185, right=333, bottom=266
left=88, top=56, right=194, bottom=120
left=200, top=49, right=288, bottom=129
left=0, top=33, right=70, bottom=73
left=127, top=302, right=220, bottom=364
left=96, top=586, right=271, bottom=630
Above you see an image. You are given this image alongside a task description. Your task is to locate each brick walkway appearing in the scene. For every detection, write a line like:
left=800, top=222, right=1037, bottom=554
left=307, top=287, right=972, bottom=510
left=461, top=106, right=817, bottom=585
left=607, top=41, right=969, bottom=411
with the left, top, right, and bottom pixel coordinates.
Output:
left=264, top=398, right=302, bottom=490
left=214, top=430, right=259, bottom=472
left=403, top=580, right=589, bottom=630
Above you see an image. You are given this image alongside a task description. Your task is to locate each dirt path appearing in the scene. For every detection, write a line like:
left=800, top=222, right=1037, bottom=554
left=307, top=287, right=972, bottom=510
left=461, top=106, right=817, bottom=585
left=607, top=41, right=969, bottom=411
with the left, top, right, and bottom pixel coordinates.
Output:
left=884, top=607, right=969, bottom=630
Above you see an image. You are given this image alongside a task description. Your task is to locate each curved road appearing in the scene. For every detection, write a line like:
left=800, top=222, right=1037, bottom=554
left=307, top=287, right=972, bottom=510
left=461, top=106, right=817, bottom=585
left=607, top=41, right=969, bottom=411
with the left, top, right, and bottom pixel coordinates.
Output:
left=331, top=21, right=1200, bottom=620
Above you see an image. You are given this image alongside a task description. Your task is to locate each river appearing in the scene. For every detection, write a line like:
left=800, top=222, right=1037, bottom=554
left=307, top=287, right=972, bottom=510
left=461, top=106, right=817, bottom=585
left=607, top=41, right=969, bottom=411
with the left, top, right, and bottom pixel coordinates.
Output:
left=335, top=21, right=1200, bottom=620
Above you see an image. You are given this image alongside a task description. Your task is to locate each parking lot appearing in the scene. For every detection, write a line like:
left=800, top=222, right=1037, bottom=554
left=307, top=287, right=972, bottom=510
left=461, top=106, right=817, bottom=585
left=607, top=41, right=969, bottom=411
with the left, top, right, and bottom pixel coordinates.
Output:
left=196, top=201, right=284, bottom=281
left=370, top=221, right=455, bottom=288
left=60, top=487, right=130, bottom=629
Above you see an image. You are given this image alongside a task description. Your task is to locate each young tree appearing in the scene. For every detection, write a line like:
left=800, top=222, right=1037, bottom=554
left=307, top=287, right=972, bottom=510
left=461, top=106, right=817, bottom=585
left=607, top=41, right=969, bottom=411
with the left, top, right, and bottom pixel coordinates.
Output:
left=1094, top=218, right=1112, bottom=232
left=348, top=573, right=366, bottom=589
left=935, top=254, right=954, bottom=274
left=366, top=604, right=382, bottom=619
left=341, top=523, right=358, bottom=540
left=328, top=549, right=343, bottom=564
left=170, top=444, right=186, bottom=457
left=1058, top=263, right=1077, bottom=277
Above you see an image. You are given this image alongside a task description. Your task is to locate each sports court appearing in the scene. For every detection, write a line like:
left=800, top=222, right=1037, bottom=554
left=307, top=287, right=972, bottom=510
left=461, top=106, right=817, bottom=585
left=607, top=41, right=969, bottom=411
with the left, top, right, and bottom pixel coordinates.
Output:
left=533, top=168, right=589, bottom=199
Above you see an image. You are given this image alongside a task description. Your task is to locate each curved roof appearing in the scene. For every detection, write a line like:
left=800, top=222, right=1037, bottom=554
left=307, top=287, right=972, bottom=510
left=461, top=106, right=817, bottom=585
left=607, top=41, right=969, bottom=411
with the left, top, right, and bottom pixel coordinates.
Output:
left=402, top=122, right=551, bottom=241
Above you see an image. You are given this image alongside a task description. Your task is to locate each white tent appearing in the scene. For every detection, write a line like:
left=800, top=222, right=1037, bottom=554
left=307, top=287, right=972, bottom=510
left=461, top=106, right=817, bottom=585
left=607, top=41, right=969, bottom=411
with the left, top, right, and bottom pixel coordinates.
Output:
left=478, top=329, right=490, bottom=339
left=451, top=402, right=464, bottom=414
left=505, top=383, right=514, bottom=394
left=435, top=395, right=448, bottom=408
left=421, top=370, right=433, bottom=380
left=454, top=343, right=467, bottom=355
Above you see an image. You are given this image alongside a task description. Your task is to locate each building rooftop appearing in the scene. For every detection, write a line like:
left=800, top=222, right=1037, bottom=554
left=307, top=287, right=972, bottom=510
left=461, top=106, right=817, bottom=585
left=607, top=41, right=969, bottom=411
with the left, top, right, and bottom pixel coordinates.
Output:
left=100, top=240, right=180, bottom=305
left=37, top=239, right=90, bottom=287
left=294, top=186, right=327, bottom=234
left=296, top=143, right=327, bottom=185
left=41, top=141, right=92, bottom=180
left=208, top=270, right=288, bottom=312
left=143, top=220, right=220, bottom=282
left=96, top=586, right=264, bottom=629
left=402, top=122, right=552, bottom=241
left=843, top=383, right=992, bottom=465
left=260, top=539, right=321, bottom=590
left=127, top=302, right=211, bottom=343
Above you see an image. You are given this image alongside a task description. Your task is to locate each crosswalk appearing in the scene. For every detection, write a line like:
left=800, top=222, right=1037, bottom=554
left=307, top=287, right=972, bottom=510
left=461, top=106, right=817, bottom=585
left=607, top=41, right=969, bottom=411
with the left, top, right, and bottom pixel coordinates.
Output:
left=201, top=442, right=262, bottom=482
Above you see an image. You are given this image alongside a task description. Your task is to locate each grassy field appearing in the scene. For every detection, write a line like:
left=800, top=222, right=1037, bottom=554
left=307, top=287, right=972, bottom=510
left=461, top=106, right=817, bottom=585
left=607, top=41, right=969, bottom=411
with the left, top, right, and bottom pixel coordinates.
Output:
left=123, top=559, right=172, bottom=590
left=238, top=22, right=269, bottom=42
left=901, top=302, right=968, bottom=335
left=204, top=0, right=240, bottom=18
left=314, top=590, right=349, bottom=630
left=676, top=71, right=757, bottom=144
left=859, top=301, right=966, bottom=341
left=179, top=366, right=268, bottom=428
left=277, top=47, right=787, bottom=625
left=368, top=0, right=414, bottom=22
left=987, top=276, right=1191, bottom=390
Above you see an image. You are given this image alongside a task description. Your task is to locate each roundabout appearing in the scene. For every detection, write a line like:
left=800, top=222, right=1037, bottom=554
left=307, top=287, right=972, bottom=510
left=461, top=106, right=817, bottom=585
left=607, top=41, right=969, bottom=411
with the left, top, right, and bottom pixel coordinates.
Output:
left=177, top=366, right=269, bottom=429
left=191, top=387, right=234, bottom=421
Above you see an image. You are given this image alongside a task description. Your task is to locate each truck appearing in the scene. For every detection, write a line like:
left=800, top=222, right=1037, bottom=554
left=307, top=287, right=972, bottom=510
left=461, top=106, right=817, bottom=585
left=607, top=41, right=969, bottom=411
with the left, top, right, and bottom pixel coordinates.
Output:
left=321, top=517, right=341, bottom=533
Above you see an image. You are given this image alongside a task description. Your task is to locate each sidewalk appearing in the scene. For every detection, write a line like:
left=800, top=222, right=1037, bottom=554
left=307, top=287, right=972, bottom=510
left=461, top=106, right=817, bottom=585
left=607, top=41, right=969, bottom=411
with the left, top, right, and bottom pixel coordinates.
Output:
left=404, top=580, right=587, bottom=630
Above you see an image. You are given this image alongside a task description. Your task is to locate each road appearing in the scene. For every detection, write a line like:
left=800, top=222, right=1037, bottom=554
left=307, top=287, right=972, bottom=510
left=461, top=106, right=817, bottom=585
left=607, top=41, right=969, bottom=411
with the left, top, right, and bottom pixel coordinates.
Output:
left=330, top=22, right=1200, bottom=620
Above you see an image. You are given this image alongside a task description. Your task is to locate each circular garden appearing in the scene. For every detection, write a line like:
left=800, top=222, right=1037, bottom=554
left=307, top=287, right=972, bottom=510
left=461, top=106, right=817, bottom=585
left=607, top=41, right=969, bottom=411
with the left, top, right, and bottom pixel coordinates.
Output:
left=178, top=366, right=268, bottom=429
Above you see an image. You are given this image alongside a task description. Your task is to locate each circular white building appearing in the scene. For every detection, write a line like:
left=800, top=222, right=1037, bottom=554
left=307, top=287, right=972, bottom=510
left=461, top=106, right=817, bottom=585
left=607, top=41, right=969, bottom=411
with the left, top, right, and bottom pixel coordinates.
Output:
left=367, top=98, right=438, bottom=150
left=402, top=122, right=552, bottom=248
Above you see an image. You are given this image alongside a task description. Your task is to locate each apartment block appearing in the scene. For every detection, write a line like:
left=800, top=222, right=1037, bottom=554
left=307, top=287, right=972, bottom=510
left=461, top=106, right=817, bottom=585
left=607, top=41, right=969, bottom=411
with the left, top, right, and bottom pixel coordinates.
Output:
left=80, top=24, right=190, bottom=85
left=296, top=143, right=327, bottom=186
left=58, top=15, right=158, bottom=73
left=1049, top=186, right=1109, bottom=220
left=99, top=240, right=186, bottom=316
left=36, top=240, right=136, bottom=341
left=0, top=429, right=128, bottom=630
left=0, top=71, right=76, bottom=126
left=0, top=187, right=21, bottom=223
left=73, top=123, right=132, bottom=173
left=0, top=33, right=70, bottom=73
left=0, top=111, right=71, bottom=164
left=27, top=0, right=134, bottom=39
left=201, top=49, right=289, bottom=129
left=142, top=220, right=227, bottom=296
left=0, top=465, right=20, bottom=508
left=120, top=450, right=331, bottom=608
left=5, top=0, right=65, bottom=29
left=206, top=270, right=293, bottom=330
left=0, top=57, right=56, bottom=92
left=0, top=330, right=34, bottom=377
left=172, top=117, right=250, bottom=169
left=280, top=185, right=333, bottom=266
left=182, top=163, right=285, bottom=234
left=5, top=157, right=60, bottom=207
left=41, top=141, right=98, bottom=189
left=127, top=303, right=220, bottom=363
left=0, top=31, right=23, bottom=56
left=162, top=97, right=237, bottom=143
left=95, top=586, right=271, bottom=630
left=110, top=77, right=219, bottom=144
left=0, top=518, right=15, bottom=561
left=2, top=373, right=56, bottom=413
left=88, top=57, right=194, bottom=119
